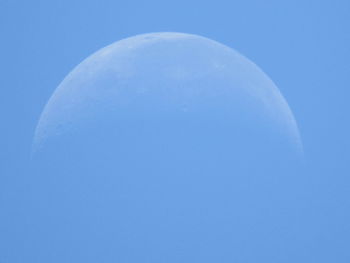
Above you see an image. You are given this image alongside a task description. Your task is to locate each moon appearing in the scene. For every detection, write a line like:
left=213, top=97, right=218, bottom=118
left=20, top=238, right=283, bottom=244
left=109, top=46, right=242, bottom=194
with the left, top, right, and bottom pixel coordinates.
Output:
left=33, top=32, right=302, bottom=168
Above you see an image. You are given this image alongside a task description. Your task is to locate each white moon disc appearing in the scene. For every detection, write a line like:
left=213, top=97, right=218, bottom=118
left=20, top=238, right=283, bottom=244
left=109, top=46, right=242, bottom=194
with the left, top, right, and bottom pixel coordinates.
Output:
left=33, top=32, right=302, bottom=167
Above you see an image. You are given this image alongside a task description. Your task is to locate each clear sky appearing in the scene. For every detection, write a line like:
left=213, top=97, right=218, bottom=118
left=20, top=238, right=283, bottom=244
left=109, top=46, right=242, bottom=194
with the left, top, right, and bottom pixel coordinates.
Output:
left=1, top=0, right=350, bottom=262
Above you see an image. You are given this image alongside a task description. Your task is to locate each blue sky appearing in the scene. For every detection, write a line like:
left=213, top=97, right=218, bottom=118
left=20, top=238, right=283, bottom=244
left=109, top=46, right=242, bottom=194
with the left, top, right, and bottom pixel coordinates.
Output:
left=1, top=0, right=350, bottom=262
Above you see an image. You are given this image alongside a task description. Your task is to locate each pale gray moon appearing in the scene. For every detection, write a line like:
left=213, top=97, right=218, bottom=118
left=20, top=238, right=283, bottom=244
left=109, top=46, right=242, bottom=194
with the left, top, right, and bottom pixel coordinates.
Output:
left=33, top=32, right=302, bottom=158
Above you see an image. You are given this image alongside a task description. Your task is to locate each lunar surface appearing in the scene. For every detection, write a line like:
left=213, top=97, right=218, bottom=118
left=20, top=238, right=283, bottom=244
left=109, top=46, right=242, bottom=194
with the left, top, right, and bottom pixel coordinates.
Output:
left=33, top=32, right=302, bottom=169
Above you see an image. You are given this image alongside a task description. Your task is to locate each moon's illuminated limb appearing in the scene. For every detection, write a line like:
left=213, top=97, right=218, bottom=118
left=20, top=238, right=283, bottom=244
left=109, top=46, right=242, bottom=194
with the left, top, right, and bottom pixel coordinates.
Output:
left=33, top=32, right=302, bottom=156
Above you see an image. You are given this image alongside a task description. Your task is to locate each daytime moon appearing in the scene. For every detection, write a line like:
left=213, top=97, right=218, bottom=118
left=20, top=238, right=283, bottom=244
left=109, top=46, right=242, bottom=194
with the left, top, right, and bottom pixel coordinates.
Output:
left=33, top=32, right=302, bottom=163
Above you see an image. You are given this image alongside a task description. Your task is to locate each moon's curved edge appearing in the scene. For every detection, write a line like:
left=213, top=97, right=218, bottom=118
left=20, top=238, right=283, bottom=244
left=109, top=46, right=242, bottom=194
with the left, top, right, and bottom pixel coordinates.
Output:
left=32, top=32, right=303, bottom=157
